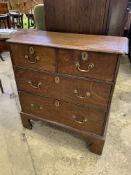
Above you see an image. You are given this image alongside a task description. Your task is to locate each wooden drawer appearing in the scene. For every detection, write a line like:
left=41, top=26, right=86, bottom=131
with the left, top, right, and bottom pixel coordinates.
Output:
left=15, top=69, right=111, bottom=111
left=57, top=49, right=118, bottom=82
left=10, top=44, right=56, bottom=72
left=19, top=92, right=106, bottom=135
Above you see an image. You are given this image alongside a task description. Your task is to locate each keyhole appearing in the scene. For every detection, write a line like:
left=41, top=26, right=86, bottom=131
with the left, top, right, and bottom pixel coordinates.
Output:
left=29, top=47, right=35, bottom=55
left=82, top=52, right=88, bottom=61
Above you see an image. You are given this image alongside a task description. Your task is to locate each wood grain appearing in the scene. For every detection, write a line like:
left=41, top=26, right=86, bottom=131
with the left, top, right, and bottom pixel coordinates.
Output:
left=19, top=92, right=106, bottom=135
left=15, top=68, right=112, bottom=111
left=8, top=30, right=128, bottom=54
left=44, top=0, right=128, bottom=37
left=44, top=0, right=111, bottom=35
left=21, top=111, right=106, bottom=155
left=108, top=0, right=128, bottom=36
left=57, top=49, right=118, bottom=82
left=9, top=30, right=127, bottom=155
left=10, top=44, right=56, bottom=72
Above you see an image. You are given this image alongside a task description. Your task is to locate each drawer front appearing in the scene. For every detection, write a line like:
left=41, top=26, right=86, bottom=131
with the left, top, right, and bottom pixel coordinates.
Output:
left=15, top=69, right=111, bottom=110
left=10, top=44, right=56, bottom=72
left=19, top=92, right=105, bottom=135
left=57, top=49, right=118, bottom=82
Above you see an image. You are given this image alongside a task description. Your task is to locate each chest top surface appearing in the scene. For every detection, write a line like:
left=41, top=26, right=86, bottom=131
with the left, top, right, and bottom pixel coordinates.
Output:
left=8, top=30, right=128, bottom=54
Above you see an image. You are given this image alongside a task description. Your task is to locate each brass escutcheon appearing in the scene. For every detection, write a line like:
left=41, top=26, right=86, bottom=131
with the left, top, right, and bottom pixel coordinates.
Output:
left=29, top=47, right=35, bottom=55
left=55, top=76, right=60, bottom=84
left=25, top=46, right=40, bottom=64
left=54, top=100, right=60, bottom=107
left=81, top=52, right=88, bottom=61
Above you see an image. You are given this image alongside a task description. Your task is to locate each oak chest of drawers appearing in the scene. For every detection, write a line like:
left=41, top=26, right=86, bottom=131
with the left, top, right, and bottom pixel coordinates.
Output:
left=8, top=30, right=128, bottom=155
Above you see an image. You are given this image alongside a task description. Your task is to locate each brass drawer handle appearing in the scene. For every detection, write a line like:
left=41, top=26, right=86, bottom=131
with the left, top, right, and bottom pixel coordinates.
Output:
left=72, top=115, right=88, bottom=124
left=25, top=55, right=39, bottom=64
left=55, top=76, right=60, bottom=84
left=30, top=103, right=43, bottom=110
left=76, top=62, right=94, bottom=73
left=25, top=46, right=40, bottom=64
left=74, top=89, right=91, bottom=99
left=28, top=80, right=42, bottom=89
left=54, top=100, right=60, bottom=107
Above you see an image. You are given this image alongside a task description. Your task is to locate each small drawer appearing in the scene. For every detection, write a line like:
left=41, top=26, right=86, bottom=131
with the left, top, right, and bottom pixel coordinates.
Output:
left=15, top=69, right=111, bottom=111
left=19, top=92, right=106, bottom=135
left=10, top=44, right=56, bottom=72
left=57, top=49, right=118, bottom=82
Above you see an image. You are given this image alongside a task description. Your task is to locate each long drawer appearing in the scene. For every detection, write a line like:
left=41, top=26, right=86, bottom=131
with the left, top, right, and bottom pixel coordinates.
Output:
left=19, top=92, right=106, bottom=135
left=57, top=49, right=118, bottom=82
left=10, top=44, right=56, bottom=72
left=15, top=69, right=112, bottom=111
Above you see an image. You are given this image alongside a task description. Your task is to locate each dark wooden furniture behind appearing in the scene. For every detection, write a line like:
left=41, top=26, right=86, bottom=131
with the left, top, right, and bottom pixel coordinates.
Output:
left=0, top=2, right=10, bottom=29
left=44, top=0, right=128, bottom=36
left=108, top=0, right=129, bottom=36
left=8, top=31, right=128, bottom=155
left=0, top=2, right=8, bottom=14
left=125, top=0, right=131, bottom=62
left=44, top=0, right=111, bottom=34
left=0, top=14, right=10, bottom=29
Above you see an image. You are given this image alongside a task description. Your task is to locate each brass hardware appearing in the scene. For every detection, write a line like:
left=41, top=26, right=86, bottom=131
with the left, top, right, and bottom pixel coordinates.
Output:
left=74, top=89, right=91, bottom=99
left=39, top=106, right=43, bottom=110
left=25, top=47, right=40, bottom=64
left=29, top=47, right=35, bottom=54
left=25, top=55, right=39, bottom=64
left=76, top=62, right=94, bottom=73
left=72, top=115, right=88, bottom=124
left=54, top=100, right=60, bottom=107
left=81, top=52, right=88, bottom=61
left=28, top=80, right=42, bottom=89
left=31, top=104, right=35, bottom=107
left=55, top=76, right=60, bottom=84
left=30, top=103, right=43, bottom=110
